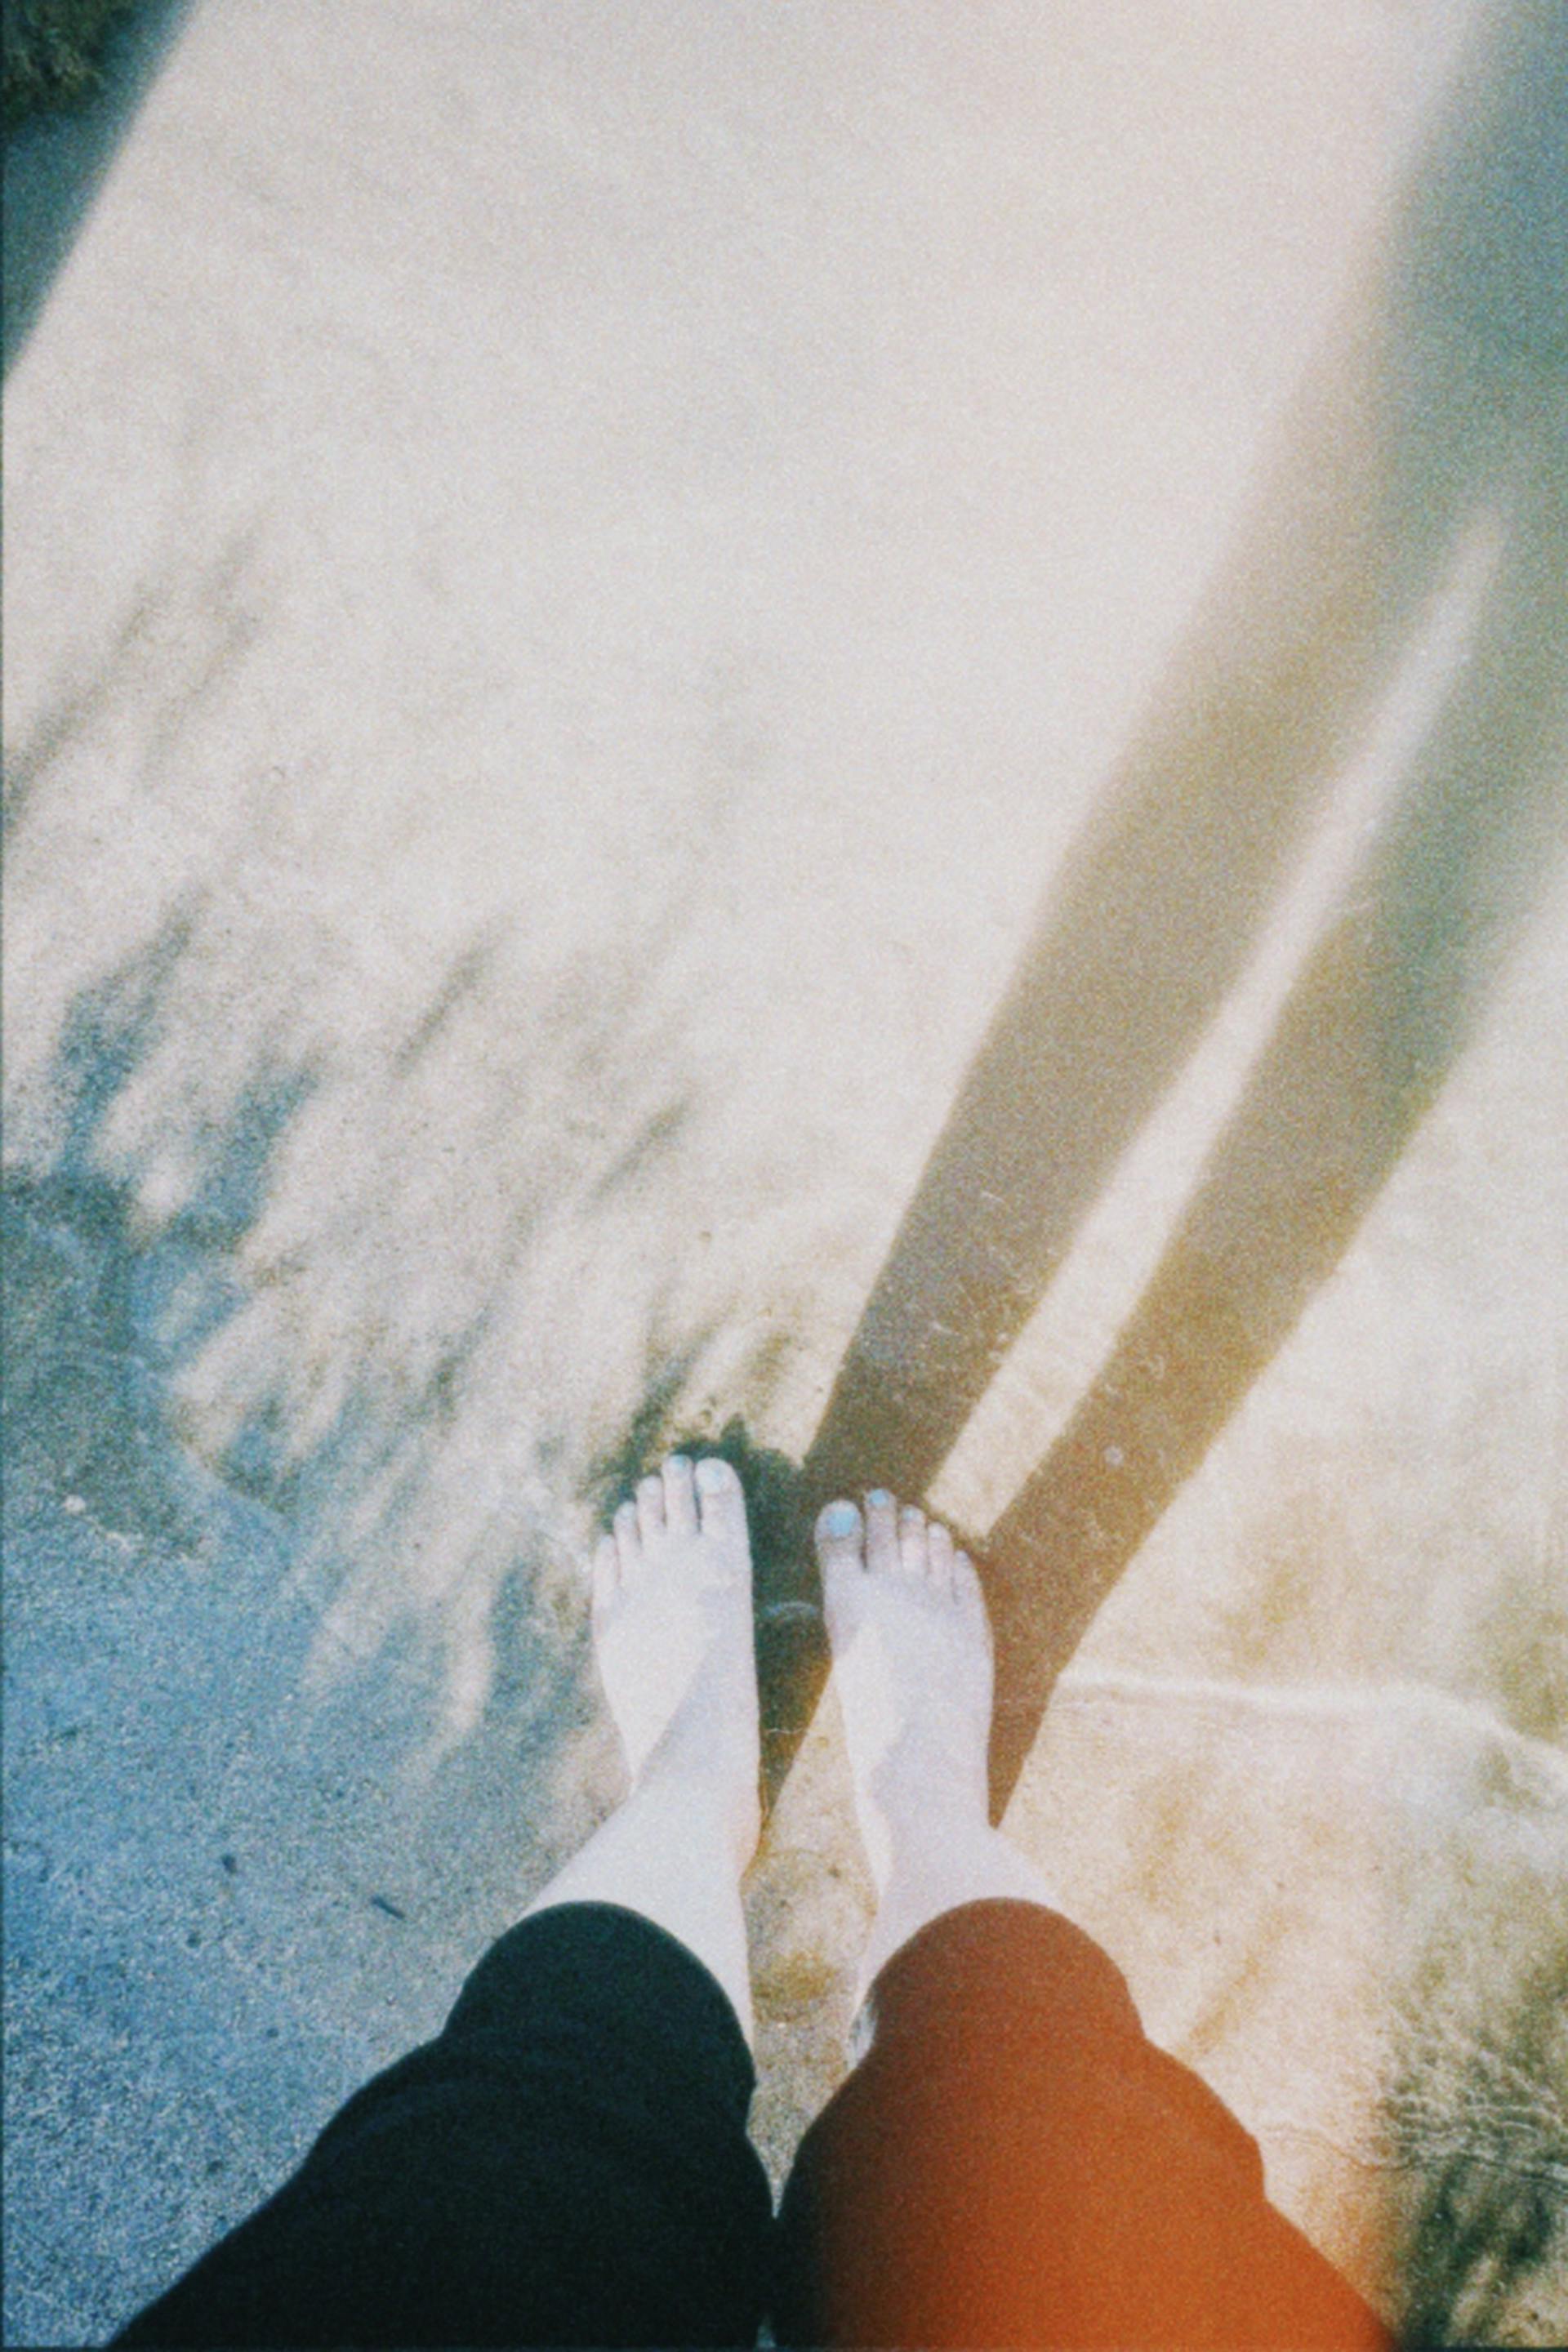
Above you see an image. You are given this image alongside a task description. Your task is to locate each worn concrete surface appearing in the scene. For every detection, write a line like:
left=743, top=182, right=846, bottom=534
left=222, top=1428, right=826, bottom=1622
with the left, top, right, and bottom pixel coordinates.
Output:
left=5, top=1, right=1566, bottom=2343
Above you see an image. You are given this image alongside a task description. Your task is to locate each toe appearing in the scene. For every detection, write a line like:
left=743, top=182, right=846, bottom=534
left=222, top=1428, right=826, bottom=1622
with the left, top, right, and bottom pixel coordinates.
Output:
left=637, top=1472, right=666, bottom=1541
left=815, top=1499, right=866, bottom=1642
left=864, top=1489, right=901, bottom=1578
left=591, top=1531, right=620, bottom=1623
left=928, top=1517, right=957, bottom=1597
left=613, top=1497, right=642, bottom=1579
left=953, top=1547, right=992, bottom=1646
left=814, top=1496, right=865, bottom=1584
left=663, top=1453, right=698, bottom=1536
left=898, top=1502, right=929, bottom=1580
left=694, top=1454, right=747, bottom=1543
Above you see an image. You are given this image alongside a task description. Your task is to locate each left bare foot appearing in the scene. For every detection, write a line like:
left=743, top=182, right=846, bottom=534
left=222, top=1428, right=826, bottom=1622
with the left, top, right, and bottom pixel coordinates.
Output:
left=591, top=1454, right=760, bottom=1865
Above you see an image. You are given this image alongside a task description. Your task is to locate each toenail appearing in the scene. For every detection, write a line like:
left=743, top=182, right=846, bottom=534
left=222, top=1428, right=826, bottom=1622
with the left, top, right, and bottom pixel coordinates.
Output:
left=695, top=1457, right=732, bottom=1490
left=866, top=1489, right=893, bottom=1508
left=666, top=1454, right=692, bottom=1472
left=824, top=1501, right=860, bottom=1537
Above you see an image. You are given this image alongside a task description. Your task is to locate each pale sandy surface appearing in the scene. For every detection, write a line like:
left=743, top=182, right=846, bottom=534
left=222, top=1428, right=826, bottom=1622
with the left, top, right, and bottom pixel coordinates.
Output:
left=5, top=2, right=1566, bottom=2343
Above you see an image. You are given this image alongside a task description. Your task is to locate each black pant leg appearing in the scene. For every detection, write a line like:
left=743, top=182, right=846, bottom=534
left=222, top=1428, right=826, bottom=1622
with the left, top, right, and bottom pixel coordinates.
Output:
left=773, top=1898, right=1390, bottom=2350
left=116, top=1902, right=772, bottom=2349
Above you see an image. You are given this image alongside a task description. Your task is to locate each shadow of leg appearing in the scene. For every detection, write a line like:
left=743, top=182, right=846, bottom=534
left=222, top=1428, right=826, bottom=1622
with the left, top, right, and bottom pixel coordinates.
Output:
left=983, top=425, right=1566, bottom=1810
left=804, top=274, right=1452, bottom=1517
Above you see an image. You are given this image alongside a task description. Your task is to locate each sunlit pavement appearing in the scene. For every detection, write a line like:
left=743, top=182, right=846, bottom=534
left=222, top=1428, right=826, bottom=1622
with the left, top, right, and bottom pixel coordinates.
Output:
left=5, top=2, right=1566, bottom=2340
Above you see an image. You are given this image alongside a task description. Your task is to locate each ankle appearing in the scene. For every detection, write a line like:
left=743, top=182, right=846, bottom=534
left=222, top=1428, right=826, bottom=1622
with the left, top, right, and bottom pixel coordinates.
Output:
left=850, top=1778, right=988, bottom=1909
left=866, top=1725, right=989, bottom=1837
left=637, top=1735, right=761, bottom=1873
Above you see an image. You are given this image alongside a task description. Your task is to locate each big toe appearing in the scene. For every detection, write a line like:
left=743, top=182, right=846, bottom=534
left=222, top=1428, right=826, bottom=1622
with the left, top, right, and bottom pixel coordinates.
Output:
left=694, top=1454, right=749, bottom=1552
left=662, top=1452, right=698, bottom=1536
left=815, top=1496, right=866, bottom=1616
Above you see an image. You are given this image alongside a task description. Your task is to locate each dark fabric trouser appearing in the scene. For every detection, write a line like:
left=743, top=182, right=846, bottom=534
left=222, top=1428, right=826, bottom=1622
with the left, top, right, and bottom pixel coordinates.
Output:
left=116, top=1898, right=1390, bottom=2349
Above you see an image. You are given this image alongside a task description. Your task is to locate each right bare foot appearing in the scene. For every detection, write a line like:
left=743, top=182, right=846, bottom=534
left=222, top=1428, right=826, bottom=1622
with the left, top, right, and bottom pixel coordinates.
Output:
left=814, top=1490, right=994, bottom=1887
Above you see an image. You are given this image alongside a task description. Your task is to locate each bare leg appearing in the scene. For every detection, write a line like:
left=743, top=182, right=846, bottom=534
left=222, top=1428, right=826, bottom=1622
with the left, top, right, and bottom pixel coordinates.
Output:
left=783, top=1488, right=1389, bottom=2350
left=527, top=1453, right=761, bottom=2040
left=815, top=1490, right=1067, bottom=2010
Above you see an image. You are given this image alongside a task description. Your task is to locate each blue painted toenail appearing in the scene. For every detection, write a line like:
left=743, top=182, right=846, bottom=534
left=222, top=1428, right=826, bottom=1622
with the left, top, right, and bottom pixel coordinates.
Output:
left=866, top=1489, right=893, bottom=1509
left=824, top=1502, right=859, bottom=1537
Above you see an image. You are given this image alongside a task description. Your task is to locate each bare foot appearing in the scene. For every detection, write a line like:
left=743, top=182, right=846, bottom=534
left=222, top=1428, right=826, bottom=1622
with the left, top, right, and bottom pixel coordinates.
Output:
left=592, top=1454, right=760, bottom=1865
left=814, top=1489, right=993, bottom=1886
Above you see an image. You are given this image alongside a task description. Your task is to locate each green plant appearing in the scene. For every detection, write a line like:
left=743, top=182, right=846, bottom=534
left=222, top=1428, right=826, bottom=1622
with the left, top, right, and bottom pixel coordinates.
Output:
left=3, top=0, right=140, bottom=128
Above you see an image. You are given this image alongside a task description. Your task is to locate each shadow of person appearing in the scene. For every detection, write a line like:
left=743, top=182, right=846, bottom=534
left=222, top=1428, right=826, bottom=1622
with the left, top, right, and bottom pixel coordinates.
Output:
left=791, top=0, right=1567, bottom=1813
left=985, top=420, right=1565, bottom=1804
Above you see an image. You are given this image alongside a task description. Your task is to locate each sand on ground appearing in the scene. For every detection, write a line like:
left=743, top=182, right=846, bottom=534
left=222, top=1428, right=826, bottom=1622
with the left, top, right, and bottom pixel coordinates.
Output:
left=5, top=2, right=1566, bottom=2341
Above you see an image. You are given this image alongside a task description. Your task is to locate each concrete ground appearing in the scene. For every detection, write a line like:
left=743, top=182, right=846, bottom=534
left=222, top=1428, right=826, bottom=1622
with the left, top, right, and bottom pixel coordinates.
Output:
left=5, top=1, right=1566, bottom=2342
